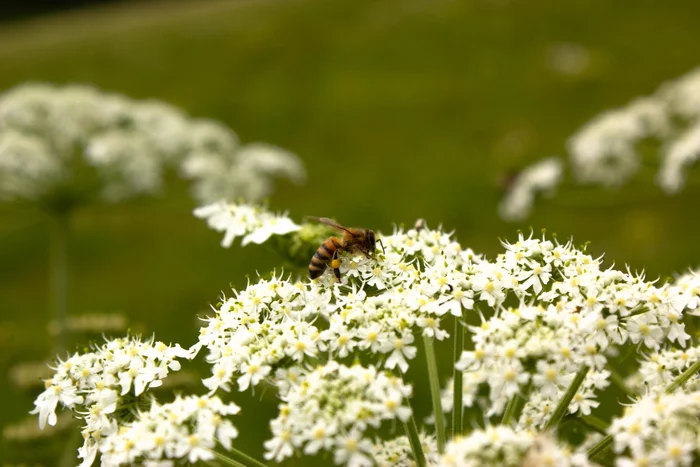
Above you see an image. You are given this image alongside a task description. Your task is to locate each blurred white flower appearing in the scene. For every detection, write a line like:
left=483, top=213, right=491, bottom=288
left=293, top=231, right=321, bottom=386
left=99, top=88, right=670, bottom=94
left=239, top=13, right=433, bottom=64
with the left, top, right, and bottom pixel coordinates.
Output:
left=609, top=392, right=700, bottom=467
left=499, top=157, right=563, bottom=221
left=436, top=427, right=593, bottom=467
left=500, top=66, right=700, bottom=220
left=0, top=83, right=305, bottom=205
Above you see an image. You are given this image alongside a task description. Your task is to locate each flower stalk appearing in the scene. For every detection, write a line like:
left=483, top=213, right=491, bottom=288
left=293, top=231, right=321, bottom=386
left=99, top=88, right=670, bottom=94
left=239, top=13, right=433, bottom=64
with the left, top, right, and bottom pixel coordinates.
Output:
left=49, top=212, right=69, bottom=352
left=502, top=380, right=532, bottom=427
left=423, top=334, right=446, bottom=453
left=665, top=358, right=700, bottom=394
left=544, top=365, right=590, bottom=430
left=452, top=316, right=464, bottom=436
left=404, top=412, right=427, bottom=467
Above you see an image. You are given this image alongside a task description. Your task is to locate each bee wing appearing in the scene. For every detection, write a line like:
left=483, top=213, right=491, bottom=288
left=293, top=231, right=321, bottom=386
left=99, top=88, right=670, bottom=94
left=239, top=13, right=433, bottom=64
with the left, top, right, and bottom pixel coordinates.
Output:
left=307, top=216, right=354, bottom=234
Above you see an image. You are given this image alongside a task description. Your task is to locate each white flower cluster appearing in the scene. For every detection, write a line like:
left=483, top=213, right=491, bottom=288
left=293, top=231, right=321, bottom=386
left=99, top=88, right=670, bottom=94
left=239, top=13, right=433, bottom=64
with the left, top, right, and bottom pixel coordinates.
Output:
left=0, top=83, right=304, bottom=204
left=264, top=362, right=412, bottom=467
left=500, top=66, right=700, bottom=220
left=199, top=211, right=694, bottom=428
left=609, top=391, right=700, bottom=467
left=371, top=433, right=439, bottom=467
left=198, top=224, right=476, bottom=394
left=627, top=346, right=700, bottom=396
left=29, top=335, right=195, bottom=466
left=437, top=427, right=593, bottom=467
left=193, top=201, right=301, bottom=248
left=452, top=233, right=691, bottom=426
left=98, top=394, right=240, bottom=467
left=670, top=269, right=700, bottom=316
left=498, top=158, right=563, bottom=221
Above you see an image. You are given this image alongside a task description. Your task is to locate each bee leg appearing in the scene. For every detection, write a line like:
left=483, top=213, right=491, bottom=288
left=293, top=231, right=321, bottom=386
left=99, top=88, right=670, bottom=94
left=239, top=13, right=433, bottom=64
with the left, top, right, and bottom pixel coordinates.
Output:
left=331, top=250, right=342, bottom=280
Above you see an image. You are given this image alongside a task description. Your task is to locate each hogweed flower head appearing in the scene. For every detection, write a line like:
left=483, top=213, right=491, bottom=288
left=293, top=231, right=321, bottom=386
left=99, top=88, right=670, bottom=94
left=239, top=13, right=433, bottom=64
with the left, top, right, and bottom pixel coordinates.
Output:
left=371, top=433, right=439, bottom=467
left=0, top=83, right=304, bottom=206
left=627, top=346, right=700, bottom=396
left=437, top=427, right=594, bottom=467
left=264, top=362, right=412, bottom=466
left=609, top=391, right=700, bottom=467
left=500, top=66, right=700, bottom=220
left=98, top=394, right=240, bottom=466
left=29, top=335, right=196, bottom=466
left=498, top=157, right=563, bottom=222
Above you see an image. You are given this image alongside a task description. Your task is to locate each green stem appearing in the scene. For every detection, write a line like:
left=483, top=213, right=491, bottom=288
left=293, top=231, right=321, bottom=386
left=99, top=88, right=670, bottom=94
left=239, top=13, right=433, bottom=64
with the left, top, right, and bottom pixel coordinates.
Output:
left=502, top=379, right=532, bottom=426
left=215, top=447, right=268, bottom=467
left=423, top=334, right=446, bottom=453
left=665, top=358, right=700, bottom=394
left=608, top=367, right=633, bottom=397
left=404, top=411, right=427, bottom=467
left=544, top=365, right=590, bottom=431
left=587, top=434, right=613, bottom=462
left=213, top=451, right=249, bottom=467
left=49, top=213, right=69, bottom=353
left=579, top=414, right=610, bottom=435
left=452, top=316, right=464, bottom=436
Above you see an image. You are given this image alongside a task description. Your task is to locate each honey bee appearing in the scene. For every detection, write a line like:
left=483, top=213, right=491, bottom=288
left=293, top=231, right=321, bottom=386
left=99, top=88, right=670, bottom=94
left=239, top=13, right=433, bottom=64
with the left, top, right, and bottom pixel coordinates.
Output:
left=308, top=216, right=384, bottom=280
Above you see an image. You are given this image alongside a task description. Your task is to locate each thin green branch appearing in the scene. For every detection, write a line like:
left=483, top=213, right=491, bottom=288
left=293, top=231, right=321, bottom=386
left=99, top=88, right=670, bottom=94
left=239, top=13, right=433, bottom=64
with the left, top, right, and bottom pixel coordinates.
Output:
left=214, top=451, right=246, bottom=467
left=404, top=411, right=427, bottom=467
left=423, top=334, right=446, bottom=453
left=502, top=379, right=532, bottom=427
left=49, top=213, right=69, bottom=353
left=665, top=358, right=700, bottom=394
left=607, top=367, right=633, bottom=397
left=452, top=316, right=464, bottom=436
left=579, top=414, right=610, bottom=435
left=587, top=434, right=613, bottom=462
left=544, top=365, right=590, bottom=431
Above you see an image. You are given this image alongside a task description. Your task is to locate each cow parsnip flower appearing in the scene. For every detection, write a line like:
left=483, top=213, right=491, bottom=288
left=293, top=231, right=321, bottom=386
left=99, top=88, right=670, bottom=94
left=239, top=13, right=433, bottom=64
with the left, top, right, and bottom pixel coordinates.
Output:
left=371, top=433, right=439, bottom=467
left=30, top=335, right=196, bottom=467
left=498, top=158, right=563, bottom=221
left=0, top=83, right=304, bottom=205
left=609, top=391, right=700, bottom=467
left=627, top=346, right=700, bottom=396
left=500, top=66, right=700, bottom=220
left=264, top=362, right=412, bottom=466
left=193, top=201, right=301, bottom=248
left=436, top=427, right=594, bottom=467
left=97, top=394, right=240, bottom=467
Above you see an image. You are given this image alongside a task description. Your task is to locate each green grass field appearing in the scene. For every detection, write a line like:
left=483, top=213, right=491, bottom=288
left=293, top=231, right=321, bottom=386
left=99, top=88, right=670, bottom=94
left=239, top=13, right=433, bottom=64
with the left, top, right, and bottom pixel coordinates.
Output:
left=1, top=0, right=700, bottom=463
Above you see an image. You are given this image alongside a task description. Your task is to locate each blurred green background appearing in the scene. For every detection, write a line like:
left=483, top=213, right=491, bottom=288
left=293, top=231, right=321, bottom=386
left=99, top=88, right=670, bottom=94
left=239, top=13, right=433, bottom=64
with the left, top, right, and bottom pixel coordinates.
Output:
left=1, top=0, right=700, bottom=464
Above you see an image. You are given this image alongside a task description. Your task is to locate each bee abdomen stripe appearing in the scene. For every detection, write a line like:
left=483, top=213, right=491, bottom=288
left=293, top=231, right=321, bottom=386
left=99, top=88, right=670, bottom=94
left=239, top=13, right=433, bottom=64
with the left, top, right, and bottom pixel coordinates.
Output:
left=310, top=256, right=326, bottom=266
left=314, top=251, right=330, bottom=261
left=321, top=243, right=334, bottom=255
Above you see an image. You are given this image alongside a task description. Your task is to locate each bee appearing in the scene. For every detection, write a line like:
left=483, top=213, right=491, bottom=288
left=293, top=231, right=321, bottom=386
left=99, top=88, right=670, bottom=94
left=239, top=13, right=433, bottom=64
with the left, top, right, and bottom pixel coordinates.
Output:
left=308, top=216, right=384, bottom=280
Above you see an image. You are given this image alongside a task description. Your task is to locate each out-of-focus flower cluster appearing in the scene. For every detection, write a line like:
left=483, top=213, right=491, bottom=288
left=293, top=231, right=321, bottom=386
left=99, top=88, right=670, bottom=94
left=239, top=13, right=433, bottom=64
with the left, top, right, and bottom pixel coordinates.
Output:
left=99, top=394, right=240, bottom=467
left=0, top=83, right=304, bottom=204
left=500, top=66, right=700, bottom=220
left=29, top=335, right=195, bottom=466
left=371, top=433, right=439, bottom=467
left=437, top=427, right=594, bottom=467
left=609, top=391, right=700, bottom=467
left=498, top=158, right=563, bottom=222
left=627, top=346, right=700, bottom=396
left=264, top=362, right=412, bottom=466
